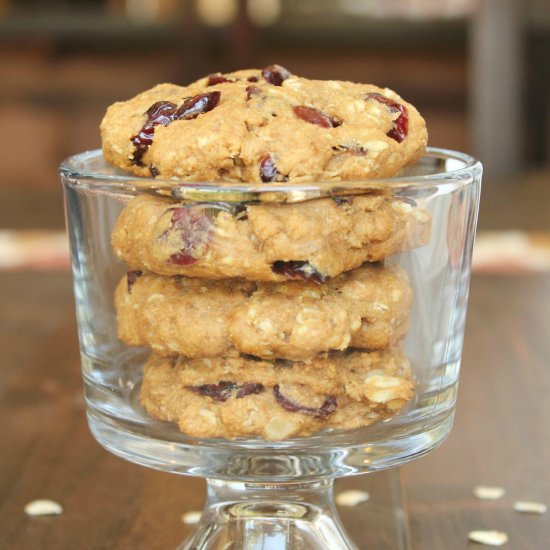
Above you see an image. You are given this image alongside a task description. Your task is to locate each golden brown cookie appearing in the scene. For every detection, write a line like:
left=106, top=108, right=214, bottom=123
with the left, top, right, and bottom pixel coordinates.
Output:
left=140, top=349, right=414, bottom=440
left=111, top=194, right=430, bottom=281
left=101, top=66, right=427, bottom=182
left=116, top=264, right=412, bottom=360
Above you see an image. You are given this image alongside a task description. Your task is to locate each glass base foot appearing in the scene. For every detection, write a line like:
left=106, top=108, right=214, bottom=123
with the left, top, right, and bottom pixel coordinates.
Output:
left=179, top=479, right=357, bottom=550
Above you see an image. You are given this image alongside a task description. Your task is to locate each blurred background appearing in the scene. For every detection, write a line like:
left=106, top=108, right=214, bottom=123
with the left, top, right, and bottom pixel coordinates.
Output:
left=0, top=0, right=549, bottom=268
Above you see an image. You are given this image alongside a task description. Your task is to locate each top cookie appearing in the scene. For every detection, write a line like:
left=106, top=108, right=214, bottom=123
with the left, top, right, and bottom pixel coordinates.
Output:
left=101, top=65, right=427, bottom=183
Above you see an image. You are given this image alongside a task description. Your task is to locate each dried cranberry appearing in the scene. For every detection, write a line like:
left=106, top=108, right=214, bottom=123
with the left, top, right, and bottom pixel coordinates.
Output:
left=247, top=76, right=259, bottom=82
left=271, top=261, right=326, bottom=284
left=246, top=85, right=262, bottom=101
left=261, top=65, right=291, bottom=86
left=274, top=359, right=293, bottom=368
left=241, top=353, right=263, bottom=362
left=231, top=203, right=248, bottom=221
left=365, top=92, right=408, bottom=143
left=167, top=207, right=213, bottom=266
left=176, top=91, right=221, bottom=121
left=130, top=101, right=177, bottom=166
left=126, top=269, right=143, bottom=293
left=259, top=154, right=288, bottom=183
left=189, top=381, right=236, bottom=402
left=189, top=381, right=264, bottom=402
left=170, top=252, right=198, bottom=266
left=130, top=94, right=221, bottom=165
left=207, top=74, right=233, bottom=86
left=332, top=196, right=351, bottom=206
left=273, top=385, right=337, bottom=419
left=236, top=383, right=264, bottom=398
left=292, top=106, right=341, bottom=128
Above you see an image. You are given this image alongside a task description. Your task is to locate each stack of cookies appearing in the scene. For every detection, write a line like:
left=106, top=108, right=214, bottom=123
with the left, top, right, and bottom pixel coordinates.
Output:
left=102, top=66, right=431, bottom=440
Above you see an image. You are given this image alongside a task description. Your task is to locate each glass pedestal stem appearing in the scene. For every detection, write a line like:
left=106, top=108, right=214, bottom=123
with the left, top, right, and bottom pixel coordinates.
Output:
left=180, top=478, right=358, bottom=550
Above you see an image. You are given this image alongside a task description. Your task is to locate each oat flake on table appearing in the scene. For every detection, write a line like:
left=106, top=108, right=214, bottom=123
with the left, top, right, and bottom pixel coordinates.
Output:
left=513, top=501, right=547, bottom=514
left=473, top=486, right=506, bottom=500
left=468, top=530, right=508, bottom=546
left=335, top=489, right=370, bottom=507
left=181, top=510, right=202, bottom=524
left=24, top=499, right=63, bottom=516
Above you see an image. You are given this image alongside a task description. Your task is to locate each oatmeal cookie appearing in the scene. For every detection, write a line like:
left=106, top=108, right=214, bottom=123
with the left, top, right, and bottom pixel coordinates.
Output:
left=111, top=194, right=430, bottom=281
left=101, top=66, right=427, bottom=182
left=116, top=264, right=411, bottom=360
left=140, top=349, right=414, bottom=440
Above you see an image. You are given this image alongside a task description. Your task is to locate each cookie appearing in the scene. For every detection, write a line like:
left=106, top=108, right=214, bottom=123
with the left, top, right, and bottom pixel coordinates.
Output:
left=140, top=349, right=414, bottom=439
left=101, top=66, right=427, bottom=182
left=116, top=264, right=412, bottom=360
left=111, top=194, right=430, bottom=282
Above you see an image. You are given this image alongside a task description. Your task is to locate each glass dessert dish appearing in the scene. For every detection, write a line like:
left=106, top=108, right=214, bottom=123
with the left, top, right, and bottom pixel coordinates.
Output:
left=61, top=148, right=481, bottom=549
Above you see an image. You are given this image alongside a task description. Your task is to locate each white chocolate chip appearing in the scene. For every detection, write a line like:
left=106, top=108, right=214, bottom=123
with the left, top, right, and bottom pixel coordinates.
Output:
left=285, top=80, right=303, bottom=90
left=181, top=510, right=202, bottom=524
left=198, top=409, right=217, bottom=425
left=413, top=210, right=429, bottom=222
left=391, top=289, right=403, bottom=302
left=340, top=334, right=351, bottom=348
left=369, top=389, right=399, bottom=402
left=363, top=375, right=406, bottom=403
left=25, top=499, right=63, bottom=516
left=468, top=531, right=508, bottom=546
left=264, top=416, right=299, bottom=440
left=386, top=398, right=406, bottom=410
left=513, top=501, right=547, bottom=514
left=366, top=375, right=402, bottom=389
left=393, top=201, right=413, bottom=213
left=256, top=319, right=275, bottom=332
left=335, top=490, right=369, bottom=507
left=474, top=486, right=506, bottom=500
left=363, top=140, right=388, bottom=152
left=197, top=136, right=213, bottom=147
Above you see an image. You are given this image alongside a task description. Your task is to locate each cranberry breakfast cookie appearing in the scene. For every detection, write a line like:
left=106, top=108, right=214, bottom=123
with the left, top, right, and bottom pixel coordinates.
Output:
left=116, top=263, right=412, bottom=360
left=101, top=66, right=427, bottom=182
left=140, top=349, right=414, bottom=440
left=111, top=193, right=430, bottom=282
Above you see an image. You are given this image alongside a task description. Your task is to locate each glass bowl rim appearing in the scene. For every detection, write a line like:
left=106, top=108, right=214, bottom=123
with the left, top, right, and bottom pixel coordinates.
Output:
left=60, top=147, right=482, bottom=198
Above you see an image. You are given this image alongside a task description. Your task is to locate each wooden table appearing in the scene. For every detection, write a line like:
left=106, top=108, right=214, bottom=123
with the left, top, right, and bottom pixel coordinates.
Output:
left=1, top=175, right=549, bottom=549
